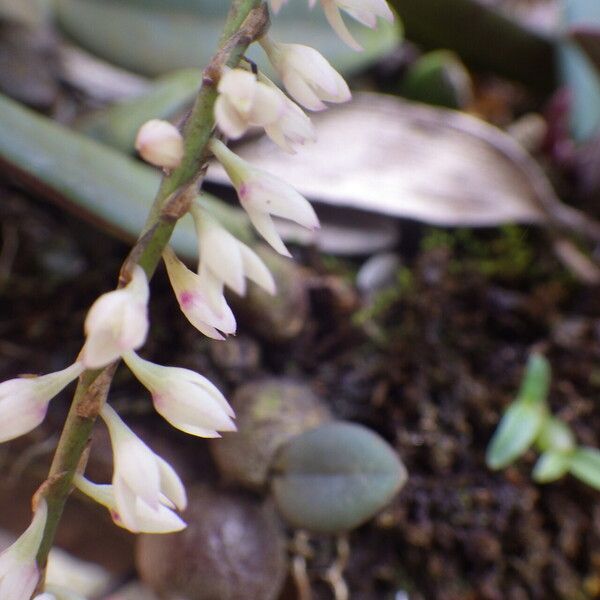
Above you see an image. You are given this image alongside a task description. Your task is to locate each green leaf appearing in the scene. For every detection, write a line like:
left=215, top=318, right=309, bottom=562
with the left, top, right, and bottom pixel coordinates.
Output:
left=0, top=91, right=251, bottom=258
left=535, top=416, right=576, bottom=453
left=559, top=0, right=600, bottom=141
left=76, top=68, right=201, bottom=154
left=569, top=447, right=600, bottom=490
left=400, top=50, right=472, bottom=109
left=532, top=450, right=572, bottom=483
left=271, top=422, right=407, bottom=533
left=54, top=0, right=401, bottom=77
left=516, top=353, right=551, bottom=407
left=486, top=401, right=546, bottom=470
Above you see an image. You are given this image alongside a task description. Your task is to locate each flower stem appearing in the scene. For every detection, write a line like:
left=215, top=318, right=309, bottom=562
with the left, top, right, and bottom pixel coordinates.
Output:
left=35, top=0, right=268, bottom=576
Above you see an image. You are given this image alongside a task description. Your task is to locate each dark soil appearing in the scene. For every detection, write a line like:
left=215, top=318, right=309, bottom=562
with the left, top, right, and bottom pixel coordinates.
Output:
left=1, top=186, right=598, bottom=599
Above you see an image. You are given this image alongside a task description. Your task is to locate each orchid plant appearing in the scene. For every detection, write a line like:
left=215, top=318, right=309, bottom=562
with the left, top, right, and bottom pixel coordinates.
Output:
left=0, top=0, right=395, bottom=597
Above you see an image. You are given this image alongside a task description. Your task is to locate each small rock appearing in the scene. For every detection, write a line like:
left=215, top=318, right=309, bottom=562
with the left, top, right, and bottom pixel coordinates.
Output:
left=210, top=378, right=331, bottom=489
left=356, top=252, right=400, bottom=295
left=231, top=246, right=309, bottom=343
left=136, top=486, right=287, bottom=600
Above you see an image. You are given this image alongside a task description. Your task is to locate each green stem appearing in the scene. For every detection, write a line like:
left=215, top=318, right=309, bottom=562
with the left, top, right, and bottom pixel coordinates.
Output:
left=35, top=0, right=266, bottom=574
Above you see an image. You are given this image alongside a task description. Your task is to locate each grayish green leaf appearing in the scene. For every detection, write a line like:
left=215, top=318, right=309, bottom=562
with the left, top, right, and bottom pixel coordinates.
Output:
left=54, top=0, right=400, bottom=77
left=517, top=353, right=551, bottom=407
left=569, top=447, right=600, bottom=490
left=486, top=401, right=546, bottom=470
left=559, top=0, right=600, bottom=141
left=532, top=450, right=572, bottom=483
left=0, top=91, right=250, bottom=260
left=77, top=68, right=201, bottom=154
left=272, top=422, right=407, bottom=533
left=535, top=416, right=576, bottom=453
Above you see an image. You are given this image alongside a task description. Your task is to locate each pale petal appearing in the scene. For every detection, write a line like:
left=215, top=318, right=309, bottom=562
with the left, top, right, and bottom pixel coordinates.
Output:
left=248, top=83, right=284, bottom=126
left=113, top=481, right=142, bottom=532
left=244, top=208, right=291, bottom=257
left=238, top=244, right=276, bottom=294
left=283, top=71, right=327, bottom=111
left=153, top=392, right=236, bottom=438
left=214, top=96, right=248, bottom=139
left=156, top=455, right=187, bottom=511
left=122, top=352, right=236, bottom=437
left=322, top=0, right=363, bottom=50
left=262, top=40, right=351, bottom=109
left=0, top=563, right=38, bottom=600
left=0, top=501, right=46, bottom=600
left=264, top=121, right=293, bottom=153
left=0, top=384, right=47, bottom=443
left=343, top=6, right=377, bottom=27
left=133, top=498, right=187, bottom=533
left=218, top=69, right=257, bottom=115
left=242, top=174, right=320, bottom=230
left=163, top=247, right=236, bottom=338
left=194, top=213, right=246, bottom=295
left=0, top=364, right=83, bottom=443
left=101, top=404, right=161, bottom=509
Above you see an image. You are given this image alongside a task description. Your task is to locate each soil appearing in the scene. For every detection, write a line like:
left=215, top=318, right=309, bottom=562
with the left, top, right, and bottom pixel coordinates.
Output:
left=1, top=186, right=598, bottom=599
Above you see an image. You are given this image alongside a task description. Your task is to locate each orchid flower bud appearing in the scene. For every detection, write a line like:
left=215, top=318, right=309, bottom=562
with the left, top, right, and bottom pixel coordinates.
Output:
left=215, top=68, right=284, bottom=139
left=122, top=351, right=236, bottom=438
left=0, top=500, right=47, bottom=600
left=100, top=404, right=187, bottom=530
left=190, top=205, right=276, bottom=297
left=135, top=119, right=184, bottom=169
left=162, top=246, right=236, bottom=340
left=0, top=362, right=83, bottom=443
left=73, top=474, right=186, bottom=534
left=260, top=37, right=351, bottom=111
left=313, top=0, right=394, bottom=51
left=81, top=265, right=149, bottom=369
left=209, top=138, right=319, bottom=256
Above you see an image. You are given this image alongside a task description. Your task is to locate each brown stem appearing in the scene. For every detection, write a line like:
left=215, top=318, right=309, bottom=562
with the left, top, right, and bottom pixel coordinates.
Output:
left=35, top=0, right=268, bottom=577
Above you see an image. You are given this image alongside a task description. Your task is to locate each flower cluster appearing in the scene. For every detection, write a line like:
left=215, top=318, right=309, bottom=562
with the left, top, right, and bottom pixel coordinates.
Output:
left=0, top=0, right=394, bottom=595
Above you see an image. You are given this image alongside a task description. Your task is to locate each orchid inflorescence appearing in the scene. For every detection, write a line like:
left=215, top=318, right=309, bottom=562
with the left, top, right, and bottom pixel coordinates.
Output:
left=0, top=1, right=394, bottom=597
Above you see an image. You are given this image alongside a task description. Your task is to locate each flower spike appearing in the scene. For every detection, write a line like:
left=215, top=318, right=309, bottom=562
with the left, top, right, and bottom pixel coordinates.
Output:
left=0, top=362, right=83, bottom=443
left=0, top=500, right=47, bottom=600
left=122, top=351, right=236, bottom=438
left=81, top=265, right=150, bottom=369
left=209, top=138, right=319, bottom=256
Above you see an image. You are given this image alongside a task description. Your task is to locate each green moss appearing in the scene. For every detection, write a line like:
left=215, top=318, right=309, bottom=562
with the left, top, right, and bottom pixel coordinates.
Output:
left=421, top=225, right=536, bottom=279
left=352, top=267, right=413, bottom=328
